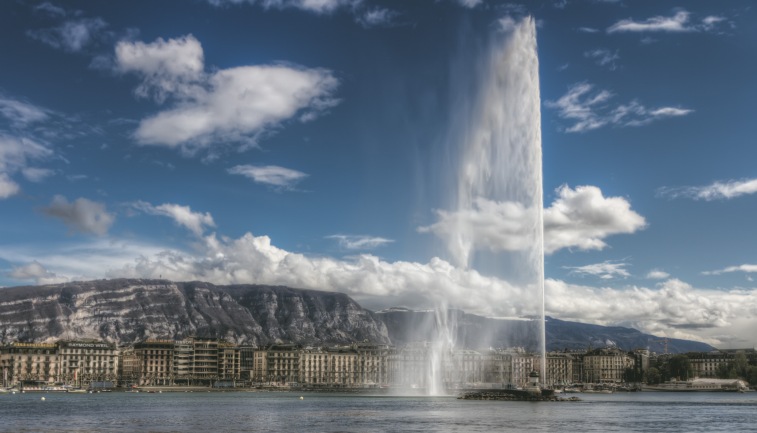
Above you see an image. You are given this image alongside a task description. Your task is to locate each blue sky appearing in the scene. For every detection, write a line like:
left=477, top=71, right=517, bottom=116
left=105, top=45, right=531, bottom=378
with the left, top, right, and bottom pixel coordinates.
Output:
left=1, top=0, right=756, bottom=348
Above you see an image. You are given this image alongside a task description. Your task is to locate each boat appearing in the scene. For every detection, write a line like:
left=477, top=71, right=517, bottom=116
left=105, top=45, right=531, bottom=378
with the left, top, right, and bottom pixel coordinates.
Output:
left=643, top=378, right=749, bottom=392
left=66, top=388, right=87, bottom=393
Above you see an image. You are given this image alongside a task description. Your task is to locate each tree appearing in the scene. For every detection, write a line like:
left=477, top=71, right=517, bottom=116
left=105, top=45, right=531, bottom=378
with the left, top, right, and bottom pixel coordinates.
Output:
left=644, top=367, right=661, bottom=385
left=667, top=355, right=693, bottom=381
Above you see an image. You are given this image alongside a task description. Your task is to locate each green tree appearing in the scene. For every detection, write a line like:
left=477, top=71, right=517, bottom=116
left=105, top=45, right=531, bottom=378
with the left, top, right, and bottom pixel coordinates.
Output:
left=746, top=366, right=757, bottom=387
left=668, top=355, right=693, bottom=381
left=644, top=367, right=661, bottom=385
left=732, top=353, right=749, bottom=378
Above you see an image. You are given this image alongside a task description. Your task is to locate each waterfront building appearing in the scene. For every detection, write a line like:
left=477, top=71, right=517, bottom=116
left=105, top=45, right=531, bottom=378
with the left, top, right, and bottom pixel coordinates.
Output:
left=118, top=346, right=139, bottom=387
left=355, top=343, right=391, bottom=387
left=0, top=342, right=58, bottom=388
left=134, top=340, right=174, bottom=386
left=254, top=344, right=301, bottom=385
left=56, top=340, right=119, bottom=388
left=173, top=339, right=193, bottom=384
left=582, top=347, right=634, bottom=383
left=218, top=342, right=241, bottom=384
left=238, top=345, right=256, bottom=382
left=545, top=352, right=574, bottom=386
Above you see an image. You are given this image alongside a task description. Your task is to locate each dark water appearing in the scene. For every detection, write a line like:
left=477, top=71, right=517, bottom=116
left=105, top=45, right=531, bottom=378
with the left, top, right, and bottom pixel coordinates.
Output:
left=2, top=391, right=757, bottom=432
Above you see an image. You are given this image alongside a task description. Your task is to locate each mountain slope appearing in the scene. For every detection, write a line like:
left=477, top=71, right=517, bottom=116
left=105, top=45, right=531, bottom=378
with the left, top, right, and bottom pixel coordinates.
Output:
left=0, top=279, right=389, bottom=345
left=376, top=309, right=715, bottom=354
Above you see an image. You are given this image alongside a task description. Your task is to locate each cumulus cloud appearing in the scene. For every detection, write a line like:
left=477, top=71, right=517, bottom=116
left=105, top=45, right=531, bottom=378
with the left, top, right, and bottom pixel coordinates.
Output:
left=228, top=164, right=308, bottom=189
left=607, top=10, right=728, bottom=34
left=703, top=264, right=757, bottom=276
left=546, top=82, right=692, bottom=133
left=544, top=185, right=646, bottom=253
left=657, top=178, right=757, bottom=201
left=115, top=35, right=339, bottom=154
left=131, top=201, right=215, bottom=237
left=565, top=260, right=630, bottom=280
left=27, top=17, right=108, bottom=52
left=115, top=35, right=205, bottom=103
left=0, top=238, right=170, bottom=283
left=419, top=198, right=538, bottom=261
left=546, top=277, right=757, bottom=345
left=419, top=185, right=646, bottom=260
left=584, top=48, right=619, bottom=70
left=8, top=261, right=69, bottom=285
left=108, top=232, right=536, bottom=317
left=0, top=133, right=53, bottom=199
left=65, top=230, right=754, bottom=346
left=327, top=235, right=394, bottom=250
left=647, top=269, right=670, bottom=280
left=42, top=195, right=115, bottom=236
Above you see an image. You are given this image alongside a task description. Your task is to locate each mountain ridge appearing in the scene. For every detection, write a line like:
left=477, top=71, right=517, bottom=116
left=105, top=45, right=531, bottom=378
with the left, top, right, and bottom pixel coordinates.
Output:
left=0, top=279, right=715, bottom=353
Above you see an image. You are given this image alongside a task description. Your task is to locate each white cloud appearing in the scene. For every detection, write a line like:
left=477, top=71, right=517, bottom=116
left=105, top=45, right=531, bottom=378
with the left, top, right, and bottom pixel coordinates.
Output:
left=27, top=17, right=108, bottom=52
left=578, top=27, right=599, bottom=33
left=0, top=174, right=20, bottom=199
left=228, top=164, right=308, bottom=189
left=701, top=16, right=726, bottom=31
left=132, top=201, right=215, bottom=237
left=608, top=10, right=692, bottom=33
left=31, top=230, right=747, bottom=347
left=0, top=239, right=169, bottom=283
left=546, top=277, right=757, bottom=346
left=544, top=185, right=646, bottom=254
left=327, top=235, right=394, bottom=250
left=419, top=198, right=537, bottom=261
left=703, top=264, right=757, bottom=276
left=115, top=35, right=205, bottom=103
left=546, top=82, right=693, bottom=133
left=657, top=178, right=757, bottom=201
left=42, top=195, right=115, bottom=236
left=0, top=96, right=49, bottom=127
left=456, top=0, right=483, bottom=8
left=0, top=133, right=53, bottom=199
left=22, top=167, right=56, bottom=183
left=207, top=0, right=361, bottom=14
left=565, top=260, right=630, bottom=280
left=357, top=8, right=398, bottom=28
left=115, top=35, right=339, bottom=154
left=419, top=185, right=646, bottom=259
left=647, top=269, right=670, bottom=280
left=108, top=232, right=536, bottom=318
left=607, top=10, right=728, bottom=34
left=34, top=2, right=67, bottom=17
left=584, top=48, right=619, bottom=70
left=8, top=261, right=69, bottom=285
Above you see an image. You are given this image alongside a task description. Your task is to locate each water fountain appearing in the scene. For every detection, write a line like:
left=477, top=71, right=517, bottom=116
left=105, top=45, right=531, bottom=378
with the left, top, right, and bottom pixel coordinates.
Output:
left=424, top=16, right=545, bottom=393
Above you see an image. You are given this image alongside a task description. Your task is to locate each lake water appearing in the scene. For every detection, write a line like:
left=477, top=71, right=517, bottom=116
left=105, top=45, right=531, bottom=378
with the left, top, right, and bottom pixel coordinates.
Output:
left=2, top=391, right=757, bottom=432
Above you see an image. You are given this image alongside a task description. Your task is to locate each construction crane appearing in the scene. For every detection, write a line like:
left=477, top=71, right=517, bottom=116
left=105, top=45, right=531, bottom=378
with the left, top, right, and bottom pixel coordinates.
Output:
left=652, top=337, right=669, bottom=355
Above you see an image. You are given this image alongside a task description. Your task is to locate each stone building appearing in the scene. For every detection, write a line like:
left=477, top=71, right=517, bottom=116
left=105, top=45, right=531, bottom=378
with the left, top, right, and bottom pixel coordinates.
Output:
left=56, top=340, right=118, bottom=388
left=134, top=340, right=174, bottom=386
left=582, top=347, right=634, bottom=383
left=0, top=342, right=58, bottom=388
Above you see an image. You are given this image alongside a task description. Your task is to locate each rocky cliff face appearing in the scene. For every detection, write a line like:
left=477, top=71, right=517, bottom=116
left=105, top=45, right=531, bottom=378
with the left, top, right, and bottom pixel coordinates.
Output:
left=0, top=279, right=390, bottom=345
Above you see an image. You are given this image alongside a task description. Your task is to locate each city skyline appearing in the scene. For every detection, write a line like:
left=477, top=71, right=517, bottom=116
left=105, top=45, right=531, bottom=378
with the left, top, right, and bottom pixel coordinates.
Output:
left=1, top=0, right=756, bottom=348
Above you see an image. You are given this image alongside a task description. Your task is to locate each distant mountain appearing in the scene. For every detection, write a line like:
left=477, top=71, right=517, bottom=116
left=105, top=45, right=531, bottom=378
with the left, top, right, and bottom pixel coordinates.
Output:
left=0, top=279, right=389, bottom=346
left=376, top=309, right=715, bottom=354
left=0, top=279, right=715, bottom=353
